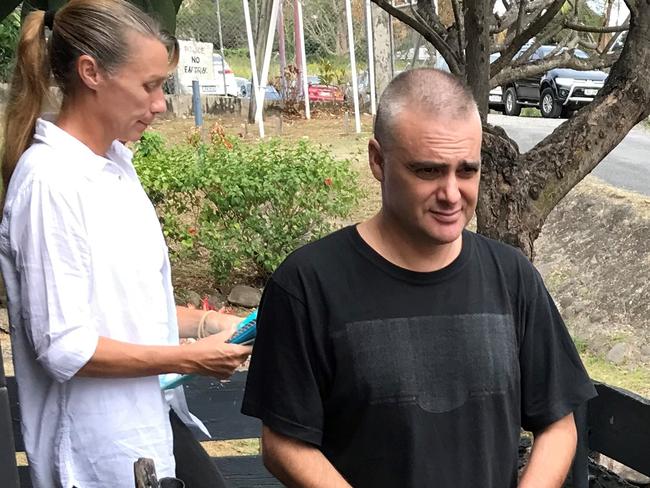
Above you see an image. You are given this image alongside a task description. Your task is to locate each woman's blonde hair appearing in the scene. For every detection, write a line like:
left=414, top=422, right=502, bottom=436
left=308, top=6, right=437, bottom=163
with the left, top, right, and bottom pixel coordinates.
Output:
left=1, top=0, right=179, bottom=193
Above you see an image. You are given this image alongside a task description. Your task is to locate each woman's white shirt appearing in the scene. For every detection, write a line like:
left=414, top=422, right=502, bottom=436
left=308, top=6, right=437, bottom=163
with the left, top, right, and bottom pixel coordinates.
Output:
left=0, top=118, right=192, bottom=487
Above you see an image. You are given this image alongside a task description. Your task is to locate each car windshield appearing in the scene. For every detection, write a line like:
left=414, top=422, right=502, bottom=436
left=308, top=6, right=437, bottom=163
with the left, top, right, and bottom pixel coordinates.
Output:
left=538, top=45, right=590, bottom=59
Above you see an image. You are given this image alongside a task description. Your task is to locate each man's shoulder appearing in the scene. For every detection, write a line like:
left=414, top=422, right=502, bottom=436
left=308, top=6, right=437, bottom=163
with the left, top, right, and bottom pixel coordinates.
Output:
left=468, top=230, right=530, bottom=265
left=281, top=226, right=354, bottom=269
left=272, top=226, right=355, bottom=285
left=466, top=230, right=542, bottom=286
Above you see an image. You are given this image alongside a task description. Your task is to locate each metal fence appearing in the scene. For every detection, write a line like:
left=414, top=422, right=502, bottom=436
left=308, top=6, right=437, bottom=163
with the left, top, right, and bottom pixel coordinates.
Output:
left=174, top=0, right=438, bottom=120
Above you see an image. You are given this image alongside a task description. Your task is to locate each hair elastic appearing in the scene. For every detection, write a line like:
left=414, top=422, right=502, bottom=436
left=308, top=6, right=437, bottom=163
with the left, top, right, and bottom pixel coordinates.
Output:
left=44, top=10, right=56, bottom=30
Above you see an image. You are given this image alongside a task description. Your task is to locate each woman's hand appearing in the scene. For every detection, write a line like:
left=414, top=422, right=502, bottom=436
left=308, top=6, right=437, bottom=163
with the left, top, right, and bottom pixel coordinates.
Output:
left=182, top=328, right=252, bottom=379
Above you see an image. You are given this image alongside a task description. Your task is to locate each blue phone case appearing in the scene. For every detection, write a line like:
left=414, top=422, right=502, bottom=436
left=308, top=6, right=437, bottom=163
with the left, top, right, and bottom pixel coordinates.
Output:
left=159, top=309, right=257, bottom=390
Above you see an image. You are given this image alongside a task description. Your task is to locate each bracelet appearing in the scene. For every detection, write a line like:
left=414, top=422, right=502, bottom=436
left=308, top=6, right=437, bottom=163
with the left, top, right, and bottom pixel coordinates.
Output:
left=197, top=310, right=217, bottom=339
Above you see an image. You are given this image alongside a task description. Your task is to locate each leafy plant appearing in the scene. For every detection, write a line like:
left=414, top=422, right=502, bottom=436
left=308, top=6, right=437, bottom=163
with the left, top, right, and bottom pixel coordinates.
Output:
left=0, top=9, right=20, bottom=83
left=133, top=128, right=360, bottom=284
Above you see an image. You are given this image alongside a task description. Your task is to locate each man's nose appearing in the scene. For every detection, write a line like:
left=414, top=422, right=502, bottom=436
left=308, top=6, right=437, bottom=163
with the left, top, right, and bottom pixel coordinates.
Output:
left=437, top=173, right=461, bottom=205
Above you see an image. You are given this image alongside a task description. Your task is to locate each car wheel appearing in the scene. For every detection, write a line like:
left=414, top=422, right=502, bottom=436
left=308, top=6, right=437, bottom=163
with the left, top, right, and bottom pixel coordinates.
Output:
left=504, top=87, right=521, bottom=116
left=540, top=88, right=562, bottom=118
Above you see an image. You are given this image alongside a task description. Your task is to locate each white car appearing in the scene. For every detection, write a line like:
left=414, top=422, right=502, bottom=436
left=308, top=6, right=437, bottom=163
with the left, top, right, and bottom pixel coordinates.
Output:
left=199, top=53, right=238, bottom=96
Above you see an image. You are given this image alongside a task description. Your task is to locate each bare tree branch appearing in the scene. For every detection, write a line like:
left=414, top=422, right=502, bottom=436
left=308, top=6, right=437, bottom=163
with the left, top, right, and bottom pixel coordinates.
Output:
left=371, top=0, right=463, bottom=73
left=490, top=0, right=566, bottom=78
left=491, top=0, right=554, bottom=33
left=516, top=0, right=527, bottom=34
left=601, top=14, right=630, bottom=54
left=410, top=1, right=449, bottom=47
left=578, top=40, right=599, bottom=50
left=451, top=0, right=465, bottom=57
left=512, top=23, right=564, bottom=62
left=491, top=52, right=619, bottom=87
left=564, top=21, right=630, bottom=33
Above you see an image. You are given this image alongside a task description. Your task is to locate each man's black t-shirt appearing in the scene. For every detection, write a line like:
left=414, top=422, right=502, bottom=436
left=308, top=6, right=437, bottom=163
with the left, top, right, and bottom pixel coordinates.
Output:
left=242, top=226, right=596, bottom=487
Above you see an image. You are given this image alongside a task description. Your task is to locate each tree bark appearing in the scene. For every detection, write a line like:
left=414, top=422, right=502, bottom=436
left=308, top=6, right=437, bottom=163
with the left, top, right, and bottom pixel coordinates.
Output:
left=463, top=0, right=490, bottom=122
left=372, top=3, right=393, bottom=97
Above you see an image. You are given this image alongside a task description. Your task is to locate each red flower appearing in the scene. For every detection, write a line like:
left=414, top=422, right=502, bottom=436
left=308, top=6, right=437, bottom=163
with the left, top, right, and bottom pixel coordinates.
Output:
left=188, top=227, right=197, bottom=236
left=324, top=178, right=333, bottom=187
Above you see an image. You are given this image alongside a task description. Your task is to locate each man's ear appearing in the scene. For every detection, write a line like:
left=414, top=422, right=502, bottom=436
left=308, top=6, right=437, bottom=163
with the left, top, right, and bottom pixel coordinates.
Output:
left=368, top=138, right=385, bottom=183
left=77, top=54, right=104, bottom=91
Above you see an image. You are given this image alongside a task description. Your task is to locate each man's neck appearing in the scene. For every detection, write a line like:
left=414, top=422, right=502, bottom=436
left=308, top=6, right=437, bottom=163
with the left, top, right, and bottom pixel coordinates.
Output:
left=357, top=212, right=463, bottom=273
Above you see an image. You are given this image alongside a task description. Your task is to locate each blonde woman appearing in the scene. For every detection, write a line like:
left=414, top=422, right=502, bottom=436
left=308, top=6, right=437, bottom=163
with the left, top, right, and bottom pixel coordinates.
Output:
left=0, top=1, right=251, bottom=486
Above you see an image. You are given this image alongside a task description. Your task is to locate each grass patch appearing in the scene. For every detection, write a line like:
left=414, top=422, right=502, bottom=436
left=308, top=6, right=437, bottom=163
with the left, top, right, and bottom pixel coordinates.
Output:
left=201, top=438, right=260, bottom=457
left=224, top=52, right=366, bottom=84
left=521, top=107, right=541, bottom=117
left=580, top=352, right=650, bottom=398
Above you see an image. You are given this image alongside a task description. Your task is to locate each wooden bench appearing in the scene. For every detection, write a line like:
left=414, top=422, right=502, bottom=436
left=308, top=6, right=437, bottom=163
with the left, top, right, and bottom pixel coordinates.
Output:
left=1, top=340, right=649, bottom=487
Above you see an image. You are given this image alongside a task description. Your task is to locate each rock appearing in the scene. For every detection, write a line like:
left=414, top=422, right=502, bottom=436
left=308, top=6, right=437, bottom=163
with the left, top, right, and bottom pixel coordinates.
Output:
left=559, top=296, right=575, bottom=310
left=589, top=312, right=605, bottom=323
left=227, top=285, right=261, bottom=308
left=175, top=290, right=202, bottom=308
left=597, top=455, right=650, bottom=485
left=606, top=343, right=629, bottom=365
left=206, top=292, right=226, bottom=310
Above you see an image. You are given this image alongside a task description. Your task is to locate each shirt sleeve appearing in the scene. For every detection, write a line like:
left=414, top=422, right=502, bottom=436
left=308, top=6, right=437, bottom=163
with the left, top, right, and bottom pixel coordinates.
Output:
left=10, top=176, right=98, bottom=383
left=241, top=276, right=327, bottom=446
left=518, top=263, right=597, bottom=432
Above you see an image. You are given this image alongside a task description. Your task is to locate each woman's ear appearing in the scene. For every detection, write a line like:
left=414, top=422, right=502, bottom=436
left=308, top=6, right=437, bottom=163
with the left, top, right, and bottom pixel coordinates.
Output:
left=76, top=54, right=104, bottom=91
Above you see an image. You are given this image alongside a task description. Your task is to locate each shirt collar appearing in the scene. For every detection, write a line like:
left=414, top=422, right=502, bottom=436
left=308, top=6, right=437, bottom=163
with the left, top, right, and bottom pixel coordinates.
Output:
left=33, top=116, right=134, bottom=174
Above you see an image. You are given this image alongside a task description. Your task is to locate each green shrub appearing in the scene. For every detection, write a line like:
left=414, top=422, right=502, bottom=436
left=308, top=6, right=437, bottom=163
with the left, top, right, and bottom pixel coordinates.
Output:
left=133, top=131, right=360, bottom=283
left=0, top=9, right=20, bottom=83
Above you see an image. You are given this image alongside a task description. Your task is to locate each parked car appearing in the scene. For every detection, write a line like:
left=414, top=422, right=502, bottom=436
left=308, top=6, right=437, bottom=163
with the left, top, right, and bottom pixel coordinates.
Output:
left=502, top=46, right=607, bottom=118
left=307, top=75, right=345, bottom=103
left=178, top=52, right=238, bottom=96
left=238, top=79, right=282, bottom=101
left=344, top=70, right=371, bottom=108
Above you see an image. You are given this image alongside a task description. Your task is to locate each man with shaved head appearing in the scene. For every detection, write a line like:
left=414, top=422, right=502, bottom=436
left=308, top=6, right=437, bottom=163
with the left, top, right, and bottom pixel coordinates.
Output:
left=243, top=68, right=596, bottom=487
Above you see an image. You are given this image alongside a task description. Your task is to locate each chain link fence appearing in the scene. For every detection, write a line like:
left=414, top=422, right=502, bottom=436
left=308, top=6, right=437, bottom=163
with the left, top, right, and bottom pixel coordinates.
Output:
left=175, top=0, right=369, bottom=101
left=174, top=0, right=438, bottom=114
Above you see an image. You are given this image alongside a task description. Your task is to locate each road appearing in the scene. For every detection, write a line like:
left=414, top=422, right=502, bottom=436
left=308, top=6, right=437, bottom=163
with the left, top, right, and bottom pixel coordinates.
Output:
left=487, top=114, right=650, bottom=196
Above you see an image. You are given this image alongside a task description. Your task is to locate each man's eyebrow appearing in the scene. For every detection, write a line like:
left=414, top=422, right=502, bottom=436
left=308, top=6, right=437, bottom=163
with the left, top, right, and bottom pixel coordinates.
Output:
left=407, top=160, right=481, bottom=169
left=460, top=160, right=481, bottom=169
left=407, top=161, right=448, bottom=169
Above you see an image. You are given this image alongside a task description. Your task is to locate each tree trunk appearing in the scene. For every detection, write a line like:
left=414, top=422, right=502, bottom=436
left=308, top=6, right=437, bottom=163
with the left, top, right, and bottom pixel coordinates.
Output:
left=463, top=0, right=490, bottom=122
left=372, top=3, right=393, bottom=97
left=336, top=14, right=349, bottom=56
left=477, top=0, right=650, bottom=260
